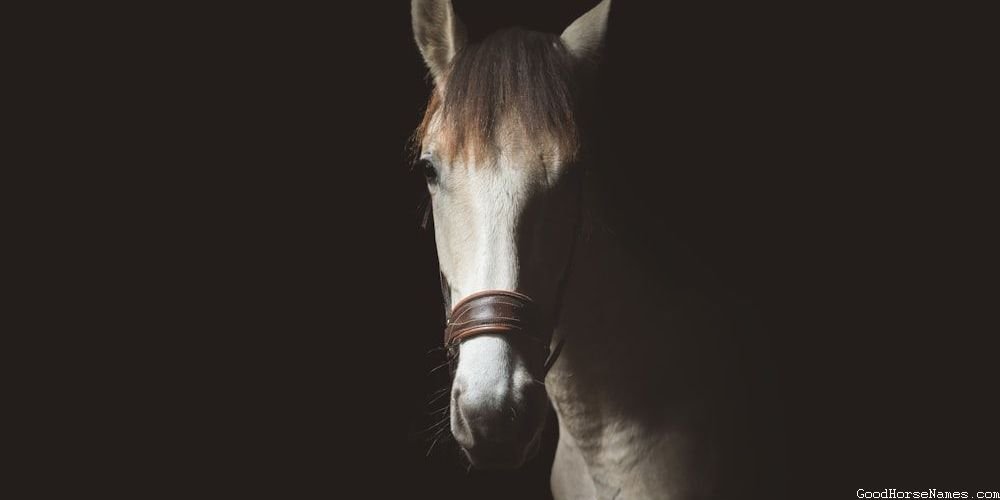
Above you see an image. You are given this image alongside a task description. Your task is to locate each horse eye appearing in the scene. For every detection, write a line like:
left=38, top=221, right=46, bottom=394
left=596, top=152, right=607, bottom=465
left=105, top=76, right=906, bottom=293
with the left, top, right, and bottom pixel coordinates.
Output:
left=419, top=158, right=438, bottom=183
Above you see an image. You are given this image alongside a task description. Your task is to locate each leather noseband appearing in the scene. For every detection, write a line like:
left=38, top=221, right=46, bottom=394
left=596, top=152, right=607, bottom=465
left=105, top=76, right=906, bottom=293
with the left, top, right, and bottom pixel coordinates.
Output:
left=444, top=290, right=551, bottom=359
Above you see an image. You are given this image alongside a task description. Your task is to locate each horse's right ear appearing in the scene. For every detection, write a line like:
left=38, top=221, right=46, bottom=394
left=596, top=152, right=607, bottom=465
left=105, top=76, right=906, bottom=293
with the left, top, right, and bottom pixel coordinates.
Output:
left=412, top=0, right=467, bottom=85
left=561, top=0, right=611, bottom=66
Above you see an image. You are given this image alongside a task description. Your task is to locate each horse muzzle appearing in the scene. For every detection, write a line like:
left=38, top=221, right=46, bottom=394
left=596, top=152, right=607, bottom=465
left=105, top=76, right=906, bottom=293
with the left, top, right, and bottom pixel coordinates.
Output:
left=445, top=290, right=552, bottom=468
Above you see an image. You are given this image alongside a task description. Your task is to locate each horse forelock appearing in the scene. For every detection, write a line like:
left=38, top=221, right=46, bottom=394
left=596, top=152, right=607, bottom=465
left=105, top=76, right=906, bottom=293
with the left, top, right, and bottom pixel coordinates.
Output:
left=413, top=27, right=581, bottom=166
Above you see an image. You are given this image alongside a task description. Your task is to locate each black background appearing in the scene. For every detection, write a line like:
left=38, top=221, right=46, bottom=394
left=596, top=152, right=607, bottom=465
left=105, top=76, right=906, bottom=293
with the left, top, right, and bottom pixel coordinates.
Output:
left=65, top=1, right=996, bottom=498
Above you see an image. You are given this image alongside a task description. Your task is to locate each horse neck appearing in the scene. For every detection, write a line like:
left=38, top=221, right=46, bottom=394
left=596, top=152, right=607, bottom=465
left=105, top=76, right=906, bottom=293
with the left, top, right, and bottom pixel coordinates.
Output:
left=545, top=158, right=739, bottom=497
left=548, top=166, right=724, bottom=429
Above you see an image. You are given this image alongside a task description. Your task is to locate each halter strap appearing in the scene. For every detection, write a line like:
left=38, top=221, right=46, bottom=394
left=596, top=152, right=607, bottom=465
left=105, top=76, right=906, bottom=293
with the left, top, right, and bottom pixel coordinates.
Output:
left=444, top=290, right=549, bottom=348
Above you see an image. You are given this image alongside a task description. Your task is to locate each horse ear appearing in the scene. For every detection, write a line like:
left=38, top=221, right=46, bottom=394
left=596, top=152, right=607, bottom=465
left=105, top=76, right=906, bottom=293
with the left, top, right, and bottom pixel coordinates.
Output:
left=560, top=0, right=611, bottom=65
left=412, top=0, right=467, bottom=84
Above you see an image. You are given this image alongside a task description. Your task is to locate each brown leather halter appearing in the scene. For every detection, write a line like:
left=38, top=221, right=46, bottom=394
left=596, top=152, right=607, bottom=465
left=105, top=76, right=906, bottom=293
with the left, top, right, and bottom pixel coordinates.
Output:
left=443, top=290, right=557, bottom=368
left=440, top=284, right=568, bottom=376
left=444, top=290, right=544, bottom=347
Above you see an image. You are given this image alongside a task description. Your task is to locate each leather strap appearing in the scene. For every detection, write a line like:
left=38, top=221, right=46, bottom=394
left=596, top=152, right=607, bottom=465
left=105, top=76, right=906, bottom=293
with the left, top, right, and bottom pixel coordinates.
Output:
left=444, top=290, right=550, bottom=352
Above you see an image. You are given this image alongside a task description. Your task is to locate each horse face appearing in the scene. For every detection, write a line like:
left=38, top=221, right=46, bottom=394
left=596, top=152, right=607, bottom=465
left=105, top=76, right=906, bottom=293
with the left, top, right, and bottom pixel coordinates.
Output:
left=420, top=143, right=579, bottom=468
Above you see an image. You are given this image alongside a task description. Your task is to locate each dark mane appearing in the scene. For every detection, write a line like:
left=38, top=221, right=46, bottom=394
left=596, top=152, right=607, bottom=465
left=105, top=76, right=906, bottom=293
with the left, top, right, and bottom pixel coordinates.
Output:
left=414, top=27, right=580, bottom=163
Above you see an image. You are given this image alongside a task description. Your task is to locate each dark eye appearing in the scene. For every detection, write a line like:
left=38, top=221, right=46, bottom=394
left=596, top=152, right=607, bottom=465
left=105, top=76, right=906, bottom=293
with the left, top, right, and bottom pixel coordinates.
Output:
left=418, top=158, right=438, bottom=183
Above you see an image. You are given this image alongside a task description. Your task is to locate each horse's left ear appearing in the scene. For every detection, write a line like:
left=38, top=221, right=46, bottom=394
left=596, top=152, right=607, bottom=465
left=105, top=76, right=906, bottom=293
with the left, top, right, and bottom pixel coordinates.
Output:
left=412, top=0, right=467, bottom=85
left=560, top=0, right=611, bottom=65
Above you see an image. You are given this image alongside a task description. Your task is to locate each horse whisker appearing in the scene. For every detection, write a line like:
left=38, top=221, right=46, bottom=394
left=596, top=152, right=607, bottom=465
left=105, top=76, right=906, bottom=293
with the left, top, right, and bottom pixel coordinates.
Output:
left=416, top=414, right=451, bottom=435
left=427, top=390, right=451, bottom=406
left=429, top=359, right=453, bottom=374
left=425, top=404, right=449, bottom=416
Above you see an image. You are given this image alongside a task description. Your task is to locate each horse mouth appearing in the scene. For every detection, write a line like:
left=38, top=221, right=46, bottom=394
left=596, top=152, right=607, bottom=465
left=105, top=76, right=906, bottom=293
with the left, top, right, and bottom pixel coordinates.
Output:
left=460, top=428, right=543, bottom=470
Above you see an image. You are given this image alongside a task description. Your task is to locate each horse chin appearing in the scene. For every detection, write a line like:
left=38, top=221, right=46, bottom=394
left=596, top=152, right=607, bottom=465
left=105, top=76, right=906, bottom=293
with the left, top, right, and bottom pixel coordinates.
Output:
left=461, top=439, right=536, bottom=470
left=461, top=427, right=544, bottom=470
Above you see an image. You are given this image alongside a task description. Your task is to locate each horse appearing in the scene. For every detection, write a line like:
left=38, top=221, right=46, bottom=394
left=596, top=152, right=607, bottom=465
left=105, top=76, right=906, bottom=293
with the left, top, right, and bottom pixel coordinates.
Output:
left=411, top=1, right=745, bottom=497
